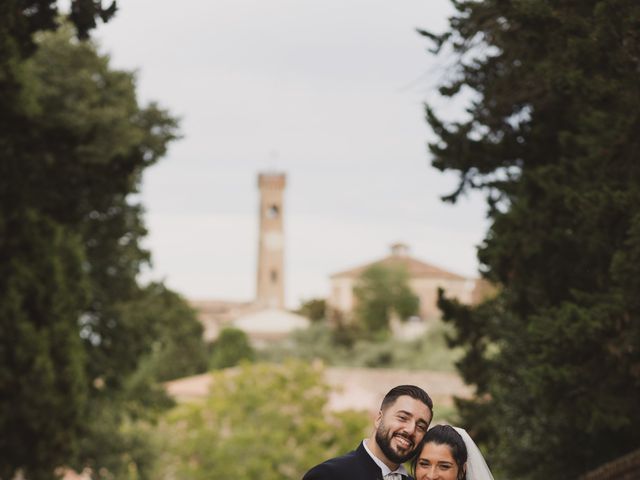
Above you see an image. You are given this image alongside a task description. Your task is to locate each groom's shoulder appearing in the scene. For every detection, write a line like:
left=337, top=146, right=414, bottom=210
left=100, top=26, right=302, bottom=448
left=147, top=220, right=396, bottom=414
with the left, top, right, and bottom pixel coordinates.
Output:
left=302, top=446, right=374, bottom=480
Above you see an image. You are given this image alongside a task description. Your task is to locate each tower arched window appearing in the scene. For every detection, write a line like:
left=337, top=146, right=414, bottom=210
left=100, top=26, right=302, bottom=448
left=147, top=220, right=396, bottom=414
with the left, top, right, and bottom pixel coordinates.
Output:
left=267, top=205, right=279, bottom=218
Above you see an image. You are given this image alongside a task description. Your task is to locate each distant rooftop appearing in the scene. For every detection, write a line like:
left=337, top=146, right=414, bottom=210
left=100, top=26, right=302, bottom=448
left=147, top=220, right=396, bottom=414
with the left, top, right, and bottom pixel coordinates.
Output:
left=330, top=243, right=468, bottom=281
left=164, top=366, right=471, bottom=411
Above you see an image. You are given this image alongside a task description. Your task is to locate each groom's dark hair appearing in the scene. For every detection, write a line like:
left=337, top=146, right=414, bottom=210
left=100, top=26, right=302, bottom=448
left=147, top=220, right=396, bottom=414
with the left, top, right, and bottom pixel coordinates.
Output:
left=380, top=384, right=433, bottom=411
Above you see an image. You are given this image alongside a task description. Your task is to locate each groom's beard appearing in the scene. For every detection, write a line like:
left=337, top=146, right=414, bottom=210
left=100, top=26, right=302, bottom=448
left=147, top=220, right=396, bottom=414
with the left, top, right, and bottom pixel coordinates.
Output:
left=375, top=421, right=417, bottom=464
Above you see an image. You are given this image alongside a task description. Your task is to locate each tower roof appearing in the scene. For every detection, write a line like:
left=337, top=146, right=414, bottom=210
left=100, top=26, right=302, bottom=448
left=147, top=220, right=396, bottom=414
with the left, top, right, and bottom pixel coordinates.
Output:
left=258, top=172, right=286, bottom=189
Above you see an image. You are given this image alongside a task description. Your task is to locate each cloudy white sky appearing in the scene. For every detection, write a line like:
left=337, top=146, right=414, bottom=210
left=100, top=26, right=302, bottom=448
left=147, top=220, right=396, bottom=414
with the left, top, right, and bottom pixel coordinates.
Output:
left=88, top=0, right=489, bottom=308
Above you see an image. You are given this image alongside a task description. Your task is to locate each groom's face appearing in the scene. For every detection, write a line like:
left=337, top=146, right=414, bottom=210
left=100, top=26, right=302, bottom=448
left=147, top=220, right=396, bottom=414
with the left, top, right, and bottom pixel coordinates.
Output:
left=374, top=395, right=432, bottom=464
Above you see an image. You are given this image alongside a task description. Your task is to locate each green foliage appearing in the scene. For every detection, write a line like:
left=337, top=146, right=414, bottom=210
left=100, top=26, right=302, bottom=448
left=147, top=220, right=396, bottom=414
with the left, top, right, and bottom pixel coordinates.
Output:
left=72, top=283, right=206, bottom=477
left=0, top=2, right=118, bottom=183
left=19, top=23, right=180, bottom=390
left=423, top=1, right=640, bottom=478
left=353, top=264, right=420, bottom=334
left=0, top=21, right=192, bottom=478
left=260, top=321, right=461, bottom=372
left=259, top=323, right=346, bottom=364
left=76, top=401, right=162, bottom=480
left=115, top=283, right=209, bottom=383
left=209, top=327, right=255, bottom=370
left=0, top=0, right=112, bottom=123
left=376, top=320, right=463, bottom=372
left=431, top=403, right=460, bottom=426
left=157, top=361, right=370, bottom=480
left=296, top=297, right=327, bottom=322
left=0, top=211, right=89, bottom=480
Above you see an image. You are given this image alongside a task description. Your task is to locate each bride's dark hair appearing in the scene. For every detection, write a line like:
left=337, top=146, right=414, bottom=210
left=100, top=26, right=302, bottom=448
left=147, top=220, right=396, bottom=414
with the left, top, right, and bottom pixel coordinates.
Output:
left=411, top=425, right=468, bottom=480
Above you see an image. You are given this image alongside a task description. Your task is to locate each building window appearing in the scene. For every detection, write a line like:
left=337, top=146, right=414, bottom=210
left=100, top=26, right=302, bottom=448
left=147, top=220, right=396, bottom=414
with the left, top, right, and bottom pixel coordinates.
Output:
left=270, top=269, right=278, bottom=283
left=267, top=205, right=279, bottom=218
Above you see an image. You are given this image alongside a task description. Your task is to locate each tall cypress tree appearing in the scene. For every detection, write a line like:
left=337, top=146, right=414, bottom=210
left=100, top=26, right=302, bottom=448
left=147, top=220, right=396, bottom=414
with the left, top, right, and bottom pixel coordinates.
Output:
left=0, top=212, right=89, bottom=479
left=0, top=3, right=118, bottom=478
left=0, top=6, right=187, bottom=477
left=422, top=1, right=640, bottom=478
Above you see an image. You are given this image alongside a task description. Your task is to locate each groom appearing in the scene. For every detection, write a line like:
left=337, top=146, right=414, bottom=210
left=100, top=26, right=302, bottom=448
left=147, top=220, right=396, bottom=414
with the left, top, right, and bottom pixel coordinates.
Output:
left=302, top=385, right=433, bottom=480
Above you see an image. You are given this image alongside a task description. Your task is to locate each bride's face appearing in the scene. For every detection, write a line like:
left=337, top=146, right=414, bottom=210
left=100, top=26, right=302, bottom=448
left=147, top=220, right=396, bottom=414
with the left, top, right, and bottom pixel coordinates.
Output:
left=415, top=442, right=461, bottom=480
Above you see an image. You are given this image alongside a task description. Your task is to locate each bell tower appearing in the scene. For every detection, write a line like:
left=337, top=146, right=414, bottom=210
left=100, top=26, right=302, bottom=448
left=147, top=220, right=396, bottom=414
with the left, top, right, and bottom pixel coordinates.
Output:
left=256, top=172, right=286, bottom=308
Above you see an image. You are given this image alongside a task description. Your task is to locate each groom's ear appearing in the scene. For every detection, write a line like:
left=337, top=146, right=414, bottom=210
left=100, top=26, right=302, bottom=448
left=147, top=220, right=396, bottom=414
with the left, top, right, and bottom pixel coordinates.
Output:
left=374, top=409, right=383, bottom=428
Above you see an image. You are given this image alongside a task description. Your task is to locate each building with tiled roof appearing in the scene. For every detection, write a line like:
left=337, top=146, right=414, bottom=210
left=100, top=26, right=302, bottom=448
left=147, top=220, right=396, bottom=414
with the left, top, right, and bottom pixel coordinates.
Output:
left=329, top=243, right=478, bottom=321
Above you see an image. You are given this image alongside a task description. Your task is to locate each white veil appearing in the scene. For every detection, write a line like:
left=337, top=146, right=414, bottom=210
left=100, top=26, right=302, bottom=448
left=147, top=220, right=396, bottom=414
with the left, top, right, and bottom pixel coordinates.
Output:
left=452, top=427, right=495, bottom=480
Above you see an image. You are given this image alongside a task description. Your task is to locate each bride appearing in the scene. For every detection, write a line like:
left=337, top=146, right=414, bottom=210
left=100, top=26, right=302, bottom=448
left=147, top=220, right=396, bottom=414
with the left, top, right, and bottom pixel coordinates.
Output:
left=411, top=425, right=495, bottom=480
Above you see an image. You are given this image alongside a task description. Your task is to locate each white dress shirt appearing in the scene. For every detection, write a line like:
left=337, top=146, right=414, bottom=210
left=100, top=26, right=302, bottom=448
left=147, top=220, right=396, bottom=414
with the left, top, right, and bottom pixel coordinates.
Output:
left=362, top=439, right=409, bottom=479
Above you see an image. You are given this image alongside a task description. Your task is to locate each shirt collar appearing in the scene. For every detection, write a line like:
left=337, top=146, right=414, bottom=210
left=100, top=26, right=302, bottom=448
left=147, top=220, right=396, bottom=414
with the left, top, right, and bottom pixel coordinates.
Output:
left=362, top=439, right=409, bottom=477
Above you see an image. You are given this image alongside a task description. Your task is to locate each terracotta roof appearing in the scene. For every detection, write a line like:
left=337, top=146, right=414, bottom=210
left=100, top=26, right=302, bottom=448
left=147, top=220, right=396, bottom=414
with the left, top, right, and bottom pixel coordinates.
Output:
left=330, top=254, right=467, bottom=281
left=164, top=366, right=471, bottom=410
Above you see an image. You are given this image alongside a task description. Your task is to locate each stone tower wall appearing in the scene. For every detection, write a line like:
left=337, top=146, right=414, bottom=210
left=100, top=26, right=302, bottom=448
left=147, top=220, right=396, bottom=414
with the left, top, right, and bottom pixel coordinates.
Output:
left=256, top=172, right=286, bottom=308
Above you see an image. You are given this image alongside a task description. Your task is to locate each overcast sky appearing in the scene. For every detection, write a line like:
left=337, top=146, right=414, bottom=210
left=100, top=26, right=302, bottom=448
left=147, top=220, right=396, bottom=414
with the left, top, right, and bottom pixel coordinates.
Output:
left=87, top=0, right=489, bottom=308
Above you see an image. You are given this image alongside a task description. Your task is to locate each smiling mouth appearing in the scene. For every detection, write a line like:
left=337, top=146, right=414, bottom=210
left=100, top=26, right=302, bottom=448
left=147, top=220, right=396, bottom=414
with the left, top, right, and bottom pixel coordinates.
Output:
left=393, top=434, right=413, bottom=450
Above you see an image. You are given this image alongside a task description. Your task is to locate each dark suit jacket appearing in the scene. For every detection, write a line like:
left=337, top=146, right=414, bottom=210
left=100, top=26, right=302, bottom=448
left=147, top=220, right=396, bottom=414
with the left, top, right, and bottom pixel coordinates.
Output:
left=302, top=442, right=413, bottom=480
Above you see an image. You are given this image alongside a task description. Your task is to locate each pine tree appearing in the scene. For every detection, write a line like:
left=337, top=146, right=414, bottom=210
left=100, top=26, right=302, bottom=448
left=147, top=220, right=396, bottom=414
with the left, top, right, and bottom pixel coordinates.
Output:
left=422, top=1, right=640, bottom=478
